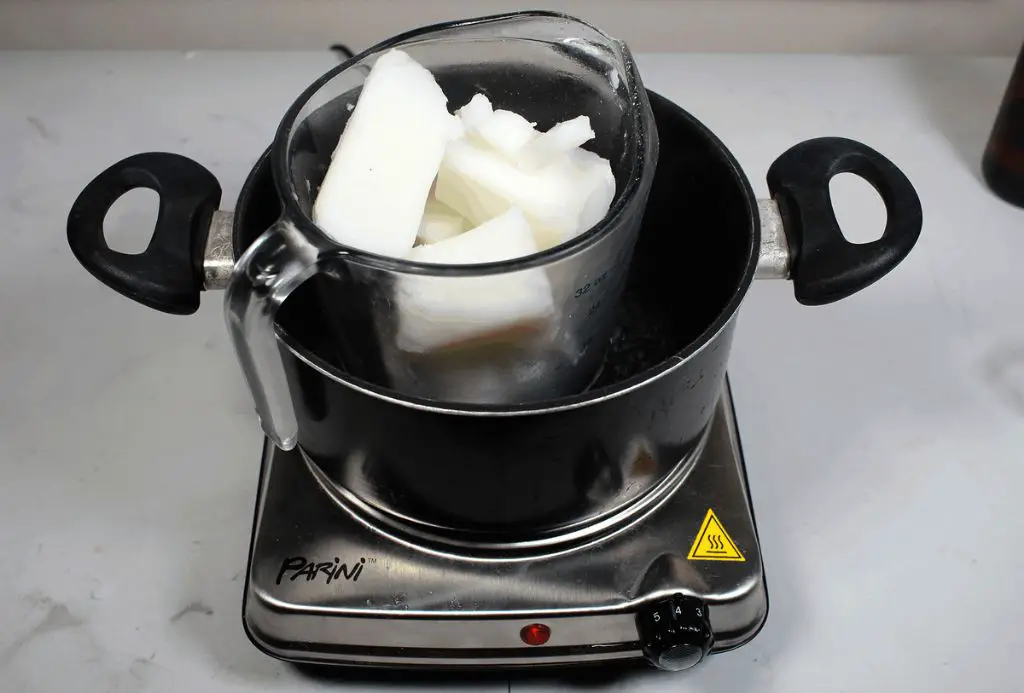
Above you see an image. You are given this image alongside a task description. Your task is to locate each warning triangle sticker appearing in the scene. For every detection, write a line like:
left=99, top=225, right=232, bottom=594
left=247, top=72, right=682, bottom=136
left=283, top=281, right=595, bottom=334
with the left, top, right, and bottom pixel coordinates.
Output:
left=687, top=509, right=745, bottom=562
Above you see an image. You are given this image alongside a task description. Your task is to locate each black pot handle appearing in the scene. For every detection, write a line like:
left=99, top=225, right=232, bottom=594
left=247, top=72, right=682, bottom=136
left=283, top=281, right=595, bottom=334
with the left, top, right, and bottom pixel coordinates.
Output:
left=766, top=137, right=922, bottom=305
left=67, top=152, right=222, bottom=315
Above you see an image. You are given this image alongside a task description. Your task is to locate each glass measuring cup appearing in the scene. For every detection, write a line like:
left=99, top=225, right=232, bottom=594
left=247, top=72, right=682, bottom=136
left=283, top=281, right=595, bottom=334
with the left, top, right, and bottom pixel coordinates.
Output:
left=227, top=11, right=659, bottom=449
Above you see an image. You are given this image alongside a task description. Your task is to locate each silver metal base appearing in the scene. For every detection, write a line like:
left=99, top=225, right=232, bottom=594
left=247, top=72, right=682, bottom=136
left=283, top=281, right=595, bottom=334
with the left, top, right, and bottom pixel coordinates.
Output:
left=242, top=381, right=767, bottom=670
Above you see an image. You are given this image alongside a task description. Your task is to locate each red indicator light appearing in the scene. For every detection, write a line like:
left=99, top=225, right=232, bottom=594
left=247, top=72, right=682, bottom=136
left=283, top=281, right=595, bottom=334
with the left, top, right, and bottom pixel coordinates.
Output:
left=520, top=623, right=551, bottom=646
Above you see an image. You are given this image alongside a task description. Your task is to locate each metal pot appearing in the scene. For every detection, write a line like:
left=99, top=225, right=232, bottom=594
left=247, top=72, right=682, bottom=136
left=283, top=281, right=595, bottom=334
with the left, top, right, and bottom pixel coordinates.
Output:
left=67, top=84, right=921, bottom=545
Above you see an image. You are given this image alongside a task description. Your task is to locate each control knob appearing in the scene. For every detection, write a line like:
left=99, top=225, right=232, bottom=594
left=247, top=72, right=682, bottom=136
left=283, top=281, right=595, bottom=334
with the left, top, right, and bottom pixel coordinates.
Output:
left=635, top=594, right=713, bottom=671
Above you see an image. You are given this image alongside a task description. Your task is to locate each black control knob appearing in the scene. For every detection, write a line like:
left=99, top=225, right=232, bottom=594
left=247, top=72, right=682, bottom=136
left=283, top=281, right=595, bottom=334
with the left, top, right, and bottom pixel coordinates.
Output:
left=636, top=594, right=713, bottom=671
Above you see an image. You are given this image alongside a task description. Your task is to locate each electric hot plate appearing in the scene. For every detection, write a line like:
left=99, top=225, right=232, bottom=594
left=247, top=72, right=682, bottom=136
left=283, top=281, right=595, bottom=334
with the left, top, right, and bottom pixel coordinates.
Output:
left=242, top=379, right=767, bottom=672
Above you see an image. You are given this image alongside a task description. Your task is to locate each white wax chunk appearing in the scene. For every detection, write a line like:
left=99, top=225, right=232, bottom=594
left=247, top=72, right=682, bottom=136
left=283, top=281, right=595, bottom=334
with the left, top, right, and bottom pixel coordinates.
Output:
left=434, top=140, right=515, bottom=225
left=434, top=139, right=588, bottom=250
left=566, top=147, right=617, bottom=239
left=416, top=198, right=467, bottom=245
left=469, top=110, right=538, bottom=159
left=395, top=208, right=556, bottom=353
left=312, top=48, right=463, bottom=257
left=434, top=137, right=617, bottom=250
left=455, top=93, right=493, bottom=131
left=518, top=115, right=596, bottom=171
left=408, top=206, right=538, bottom=265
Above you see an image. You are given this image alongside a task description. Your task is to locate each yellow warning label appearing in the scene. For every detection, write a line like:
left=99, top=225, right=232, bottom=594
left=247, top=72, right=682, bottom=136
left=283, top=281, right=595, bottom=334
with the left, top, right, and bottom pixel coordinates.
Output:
left=687, top=509, right=745, bottom=562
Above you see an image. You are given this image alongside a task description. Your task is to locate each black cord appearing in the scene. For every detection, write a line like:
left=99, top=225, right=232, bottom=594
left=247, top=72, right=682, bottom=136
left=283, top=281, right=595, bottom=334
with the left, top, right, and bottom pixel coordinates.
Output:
left=330, top=44, right=355, bottom=60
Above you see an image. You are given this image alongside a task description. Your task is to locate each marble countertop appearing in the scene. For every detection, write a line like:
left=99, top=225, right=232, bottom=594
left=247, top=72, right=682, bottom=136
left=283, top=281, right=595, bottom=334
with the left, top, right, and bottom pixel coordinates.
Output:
left=1, top=50, right=1021, bottom=692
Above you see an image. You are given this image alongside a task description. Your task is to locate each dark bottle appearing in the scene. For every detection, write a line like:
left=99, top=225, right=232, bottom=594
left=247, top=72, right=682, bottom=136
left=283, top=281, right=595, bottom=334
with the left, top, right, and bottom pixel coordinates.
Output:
left=983, top=42, right=1024, bottom=208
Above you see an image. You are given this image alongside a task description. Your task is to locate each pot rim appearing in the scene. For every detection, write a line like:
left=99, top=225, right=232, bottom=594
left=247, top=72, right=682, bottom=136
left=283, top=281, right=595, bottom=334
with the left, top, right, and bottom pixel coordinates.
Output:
left=233, top=90, right=760, bottom=417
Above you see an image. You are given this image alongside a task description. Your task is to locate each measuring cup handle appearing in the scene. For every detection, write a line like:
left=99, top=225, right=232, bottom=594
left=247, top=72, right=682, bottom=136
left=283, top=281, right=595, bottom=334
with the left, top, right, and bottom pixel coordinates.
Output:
left=67, top=152, right=222, bottom=314
left=224, top=219, right=326, bottom=451
left=766, top=137, right=923, bottom=305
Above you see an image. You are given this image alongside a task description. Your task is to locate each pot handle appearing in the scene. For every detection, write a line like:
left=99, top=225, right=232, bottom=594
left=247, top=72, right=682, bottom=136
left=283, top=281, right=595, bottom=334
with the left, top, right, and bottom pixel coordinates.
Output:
left=67, top=153, right=222, bottom=315
left=765, top=137, right=922, bottom=305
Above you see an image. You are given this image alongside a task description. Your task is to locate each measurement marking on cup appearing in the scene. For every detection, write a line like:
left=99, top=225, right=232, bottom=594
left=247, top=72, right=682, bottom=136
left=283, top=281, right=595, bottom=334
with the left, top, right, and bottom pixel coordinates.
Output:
left=574, top=270, right=609, bottom=299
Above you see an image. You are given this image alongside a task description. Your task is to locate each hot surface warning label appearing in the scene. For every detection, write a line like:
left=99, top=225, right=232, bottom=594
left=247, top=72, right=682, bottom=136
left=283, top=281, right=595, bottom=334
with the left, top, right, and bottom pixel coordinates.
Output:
left=687, top=508, right=745, bottom=562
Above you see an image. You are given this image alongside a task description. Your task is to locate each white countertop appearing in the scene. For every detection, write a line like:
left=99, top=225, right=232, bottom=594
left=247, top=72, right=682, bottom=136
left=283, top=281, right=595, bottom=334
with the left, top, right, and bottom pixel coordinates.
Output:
left=1, top=50, right=1022, bottom=692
